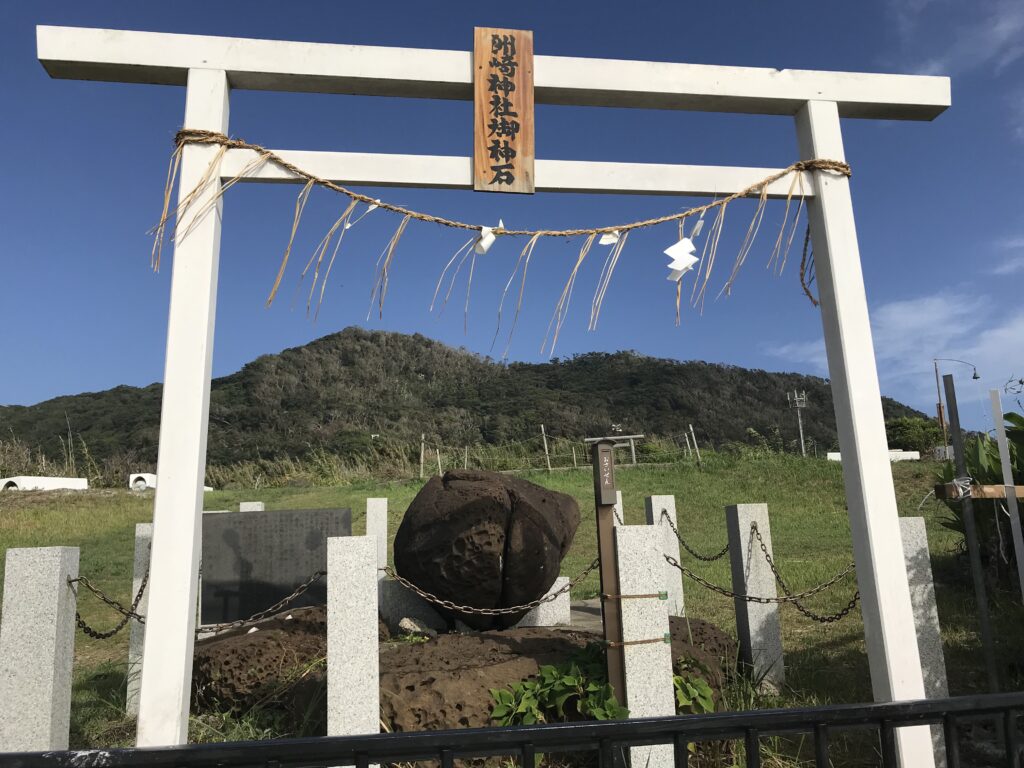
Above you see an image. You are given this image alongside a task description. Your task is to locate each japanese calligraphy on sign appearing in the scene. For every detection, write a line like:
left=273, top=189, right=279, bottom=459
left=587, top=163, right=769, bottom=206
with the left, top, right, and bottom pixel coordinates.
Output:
left=473, top=27, right=535, bottom=194
left=591, top=440, right=617, bottom=506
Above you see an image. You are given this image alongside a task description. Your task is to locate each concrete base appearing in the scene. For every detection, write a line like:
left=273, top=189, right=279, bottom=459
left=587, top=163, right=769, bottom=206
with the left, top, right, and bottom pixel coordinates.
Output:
left=239, top=501, right=265, bottom=512
left=0, top=476, right=88, bottom=491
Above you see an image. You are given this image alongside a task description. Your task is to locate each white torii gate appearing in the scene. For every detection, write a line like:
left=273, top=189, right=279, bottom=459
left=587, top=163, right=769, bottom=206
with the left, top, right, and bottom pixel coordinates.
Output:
left=37, top=25, right=950, bottom=764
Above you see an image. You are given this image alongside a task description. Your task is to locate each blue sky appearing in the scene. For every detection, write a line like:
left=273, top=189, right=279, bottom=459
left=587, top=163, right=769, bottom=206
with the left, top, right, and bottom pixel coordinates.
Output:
left=1, top=1, right=1021, bottom=431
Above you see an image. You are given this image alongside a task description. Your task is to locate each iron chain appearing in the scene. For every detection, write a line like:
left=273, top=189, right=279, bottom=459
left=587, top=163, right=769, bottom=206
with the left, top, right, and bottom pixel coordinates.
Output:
left=661, top=509, right=729, bottom=562
left=751, top=523, right=859, bottom=622
left=199, top=569, right=327, bottom=635
left=381, top=558, right=601, bottom=617
left=69, top=569, right=149, bottom=640
left=71, top=568, right=328, bottom=639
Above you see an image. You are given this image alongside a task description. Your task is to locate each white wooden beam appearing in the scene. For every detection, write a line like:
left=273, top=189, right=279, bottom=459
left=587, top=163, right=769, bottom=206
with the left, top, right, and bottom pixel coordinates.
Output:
left=37, top=25, right=950, bottom=120
left=219, top=148, right=815, bottom=198
left=135, top=68, right=228, bottom=748
left=796, top=99, right=934, bottom=767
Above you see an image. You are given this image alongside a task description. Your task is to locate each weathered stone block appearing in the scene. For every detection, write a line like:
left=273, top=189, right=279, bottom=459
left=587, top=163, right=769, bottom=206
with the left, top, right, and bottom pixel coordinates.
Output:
left=644, top=495, right=685, bottom=616
left=127, top=523, right=152, bottom=716
left=0, top=547, right=79, bottom=751
left=515, top=577, right=571, bottom=627
left=901, top=517, right=949, bottom=768
left=726, top=504, right=784, bottom=688
left=327, top=537, right=379, bottom=737
left=200, top=508, right=351, bottom=624
left=614, top=526, right=674, bottom=768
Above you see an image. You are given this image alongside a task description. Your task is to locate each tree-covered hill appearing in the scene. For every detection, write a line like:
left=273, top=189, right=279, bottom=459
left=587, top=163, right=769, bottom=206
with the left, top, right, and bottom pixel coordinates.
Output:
left=0, top=327, right=923, bottom=464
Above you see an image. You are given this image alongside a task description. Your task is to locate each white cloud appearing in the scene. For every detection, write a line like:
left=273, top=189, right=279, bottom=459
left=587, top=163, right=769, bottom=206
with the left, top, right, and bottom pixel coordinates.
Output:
left=896, top=0, right=1024, bottom=76
left=990, top=236, right=1024, bottom=274
left=992, top=255, right=1024, bottom=275
left=766, top=339, right=826, bottom=371
left=767, top=293, right=1024, bottom=426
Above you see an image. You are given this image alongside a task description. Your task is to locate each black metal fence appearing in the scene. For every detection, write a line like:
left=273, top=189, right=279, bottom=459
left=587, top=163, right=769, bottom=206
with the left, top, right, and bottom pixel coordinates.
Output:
left=2, top=693, right=1022, bottom=768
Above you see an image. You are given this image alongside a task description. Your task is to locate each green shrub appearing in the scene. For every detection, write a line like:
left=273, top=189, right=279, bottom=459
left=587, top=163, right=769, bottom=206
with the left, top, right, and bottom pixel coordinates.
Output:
left=489, top=643, right=628, bottom=725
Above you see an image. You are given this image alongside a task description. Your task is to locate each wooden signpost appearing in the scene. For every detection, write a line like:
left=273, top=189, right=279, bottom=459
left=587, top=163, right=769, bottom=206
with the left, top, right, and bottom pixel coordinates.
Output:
left=473, top=27, right=534, bottom=194
left=590, top=439, right=626, bottom=704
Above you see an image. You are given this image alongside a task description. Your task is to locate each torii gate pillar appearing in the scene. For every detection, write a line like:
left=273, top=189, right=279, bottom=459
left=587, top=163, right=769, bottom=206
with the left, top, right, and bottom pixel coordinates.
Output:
left=135, top=68, right=228, bottom=747
left=797, top=99, right=932, bottom=761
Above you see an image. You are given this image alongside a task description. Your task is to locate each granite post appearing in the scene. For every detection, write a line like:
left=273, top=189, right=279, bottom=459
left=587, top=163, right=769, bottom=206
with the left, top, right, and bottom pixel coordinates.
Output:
left=0, top=547, right=79, bottom=751
left=127, top=523, right=153, bottom=716
left=900, top=517, right=949, bottom=768
left=613, top=489, right=625, bottom=526
left=515, top=577, right=571, bottom=627
left=366, top=498, right=388, bottom=580
left=726, top=504, right=784, bottom=688
left=327, top=536, right=379, bottom=738
left=614, top=525, right=675, bottom=768
left=644, top=495, right=685, bottom=616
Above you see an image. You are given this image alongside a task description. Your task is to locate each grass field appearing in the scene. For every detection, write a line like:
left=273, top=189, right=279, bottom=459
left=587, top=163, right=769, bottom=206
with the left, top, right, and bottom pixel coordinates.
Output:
left=1, top=452, right=1021, bottom=760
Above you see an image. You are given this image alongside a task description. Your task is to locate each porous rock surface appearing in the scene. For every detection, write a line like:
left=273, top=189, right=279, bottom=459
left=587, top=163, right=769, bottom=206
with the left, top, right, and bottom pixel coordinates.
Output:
left=393, top=470, right=580, bottom=629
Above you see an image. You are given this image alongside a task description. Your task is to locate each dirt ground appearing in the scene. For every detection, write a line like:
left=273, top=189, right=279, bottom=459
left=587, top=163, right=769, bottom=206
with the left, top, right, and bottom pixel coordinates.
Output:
left=192, top=605, right=734, bottom=737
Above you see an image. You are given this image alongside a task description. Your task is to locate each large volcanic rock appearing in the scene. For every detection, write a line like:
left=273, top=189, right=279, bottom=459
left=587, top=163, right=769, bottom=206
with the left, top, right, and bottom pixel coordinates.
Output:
left=393, top=470, right=580, bottom=630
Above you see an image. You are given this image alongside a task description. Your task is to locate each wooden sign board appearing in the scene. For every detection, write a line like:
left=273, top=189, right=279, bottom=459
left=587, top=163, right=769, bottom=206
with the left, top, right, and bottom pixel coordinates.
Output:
left=591, top=440, right=617, bottom=505
left=473, top=27, right=535, bottom=194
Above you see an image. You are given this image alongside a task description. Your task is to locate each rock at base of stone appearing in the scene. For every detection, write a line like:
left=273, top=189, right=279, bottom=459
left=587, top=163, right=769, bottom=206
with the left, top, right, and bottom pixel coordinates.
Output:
left=393, top=470, right=580, bottom=631
left=398, top=617, right=438, bottom=638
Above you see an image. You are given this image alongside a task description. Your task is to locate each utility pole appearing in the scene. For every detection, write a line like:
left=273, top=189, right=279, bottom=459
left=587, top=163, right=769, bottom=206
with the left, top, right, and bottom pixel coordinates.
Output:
left=945, top=374, right=999, bottom=692
left=787, top=390, right=808, bottom=457
left=541, top=424, right=552, bottom=472
left=933, top=361, right=948, bottom=452
left=419, top=433, right=425, bottom=479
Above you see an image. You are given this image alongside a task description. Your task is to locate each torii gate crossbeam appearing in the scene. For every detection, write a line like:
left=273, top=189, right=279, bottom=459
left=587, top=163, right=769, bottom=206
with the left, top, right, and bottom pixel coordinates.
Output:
left=36, top=25, right=950, bottom=767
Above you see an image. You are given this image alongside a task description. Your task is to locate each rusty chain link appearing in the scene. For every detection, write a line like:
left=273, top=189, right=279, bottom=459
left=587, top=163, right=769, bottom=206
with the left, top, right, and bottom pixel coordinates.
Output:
left=70, top=568, right=329, bottom=639
left=660, top=509, right=730, bottom=562
left=664, top=533, right=860, bottom=624
left=69, top=570, right=148, bottom=640
left=199, top=569, right=327, bottom=635
left=381, top=558, right=601, bottom=617
left=751, top=523, right=860, bottom=623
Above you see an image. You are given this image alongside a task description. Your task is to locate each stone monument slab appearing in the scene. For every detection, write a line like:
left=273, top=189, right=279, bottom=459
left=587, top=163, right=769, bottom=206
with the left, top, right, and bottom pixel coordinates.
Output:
left=200, top=508, right=351, bottom=624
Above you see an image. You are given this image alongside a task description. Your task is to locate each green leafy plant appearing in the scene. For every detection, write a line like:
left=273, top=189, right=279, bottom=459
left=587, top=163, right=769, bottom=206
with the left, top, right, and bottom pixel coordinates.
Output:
left=489, top=643, right=628, bottom=726
left=672, top=671, right=715, bottom=715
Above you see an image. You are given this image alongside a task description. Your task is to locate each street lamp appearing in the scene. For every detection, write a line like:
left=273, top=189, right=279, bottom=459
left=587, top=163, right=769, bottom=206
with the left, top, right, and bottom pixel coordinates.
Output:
left=933, top=358, right=981, bottom=451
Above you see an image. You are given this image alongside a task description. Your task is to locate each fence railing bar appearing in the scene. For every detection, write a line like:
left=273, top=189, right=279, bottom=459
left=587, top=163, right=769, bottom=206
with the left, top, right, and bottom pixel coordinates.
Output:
left=518, top=741, right=534, bottom=768
left=5, top=694, right=1024, bottom=768
left=745, top=727, right=761, bottom=768
left=672, top=733, right=689, bottom=768
left=354, top=754, right=368, bottom=768
left=944, top=714, right=961, bottom=768
left=813, top=723, right=829, bottom=768
left=879, top=720, right=897, bottom=768
left=439, top=747, right=453, bottom=768
left=598, top=739, right=612, bottom=768
left=1005, top=709, right=1019, bottom=768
